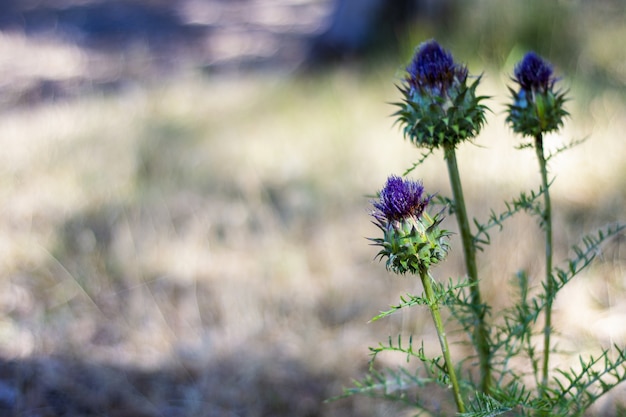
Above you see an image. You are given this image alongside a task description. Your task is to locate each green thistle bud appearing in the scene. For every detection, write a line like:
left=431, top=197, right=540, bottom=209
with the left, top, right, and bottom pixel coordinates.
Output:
left=394, top=40, right=488, bottom=149
left=506, top=52, right=569, bottom=137
left=370, top=176, right=451, bottom=275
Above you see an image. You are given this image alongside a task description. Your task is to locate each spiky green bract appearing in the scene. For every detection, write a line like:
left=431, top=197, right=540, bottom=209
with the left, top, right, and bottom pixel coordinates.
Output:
left=506, top=52, right=569, bottom=137
left=506, top=87, right=568, bottom=137
left=371, top=211, right=451, bottom=275
left=370, top=176, right=450, bottom=275
left=394, top=40, right=488, bottom=149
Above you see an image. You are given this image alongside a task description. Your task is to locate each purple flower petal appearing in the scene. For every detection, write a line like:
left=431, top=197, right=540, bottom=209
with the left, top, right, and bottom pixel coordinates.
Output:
left=513, top=52, right=555, bottom=92
left=406, top=40, right=468, bottom=96
left=373, top=176, right=431, bottom=222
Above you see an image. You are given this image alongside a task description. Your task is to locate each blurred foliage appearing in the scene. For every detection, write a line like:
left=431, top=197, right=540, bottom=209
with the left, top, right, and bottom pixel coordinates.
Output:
left=386, top=0, right=626, bottom=94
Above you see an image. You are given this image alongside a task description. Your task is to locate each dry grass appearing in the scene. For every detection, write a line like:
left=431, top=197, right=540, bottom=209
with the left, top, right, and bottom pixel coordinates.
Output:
left=0, top=54, right=625, bottom=415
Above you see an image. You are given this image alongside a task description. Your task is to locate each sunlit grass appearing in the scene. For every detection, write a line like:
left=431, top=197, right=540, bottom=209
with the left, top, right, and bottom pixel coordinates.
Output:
left=0, top=62, right=624, bottom=414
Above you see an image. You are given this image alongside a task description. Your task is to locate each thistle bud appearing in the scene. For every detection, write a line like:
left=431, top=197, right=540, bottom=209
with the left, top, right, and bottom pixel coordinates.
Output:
left=394, top=40, right=488, bottom=149
left=506, top=52, right=569, bottom=137
left=370, top=176, right=450, bottom=275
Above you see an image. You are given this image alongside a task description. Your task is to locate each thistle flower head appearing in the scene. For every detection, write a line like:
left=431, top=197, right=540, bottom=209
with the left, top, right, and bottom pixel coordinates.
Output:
left=373, top=176, right=430, bottom=223
left=395, top=40, right=487, bottom=149
left=370, top=176, right=450, bottom=275
left=506, top=52, right=569, bottom=137
left=406, top=40, right=468, bottom=97
left=513, top=52, right=555, bottom=93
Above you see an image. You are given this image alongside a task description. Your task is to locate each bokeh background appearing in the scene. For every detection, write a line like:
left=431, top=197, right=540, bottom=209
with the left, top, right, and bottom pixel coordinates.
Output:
left=0, top=0, right=625, bottom=415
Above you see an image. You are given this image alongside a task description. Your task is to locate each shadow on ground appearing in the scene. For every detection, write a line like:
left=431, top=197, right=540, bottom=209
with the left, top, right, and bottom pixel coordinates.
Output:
left=0, top=353, right=361, bottom=417
left=0, top=0, right=329, bottom=108
left=0, top=1, right=198, bottom=48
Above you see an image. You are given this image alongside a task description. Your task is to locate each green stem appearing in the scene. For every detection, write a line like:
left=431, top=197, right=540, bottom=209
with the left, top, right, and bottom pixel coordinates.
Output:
left=535, top=133, right=553, bottom=399
left=419, top=268, right=465, bottom=413
left=444, top=145, right=491, bottom=393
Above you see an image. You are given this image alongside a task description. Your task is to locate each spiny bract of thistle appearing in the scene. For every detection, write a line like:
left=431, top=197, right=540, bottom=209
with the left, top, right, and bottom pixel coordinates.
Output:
left=370, top=176, right=450, bottom=275
left=394, top=39, right=488, bottom=149
left=506, top=51, right=569, bottom=137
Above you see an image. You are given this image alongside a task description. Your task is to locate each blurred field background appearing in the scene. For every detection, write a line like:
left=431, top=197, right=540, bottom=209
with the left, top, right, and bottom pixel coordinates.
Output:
left=0, top=0, right=625, bottom=416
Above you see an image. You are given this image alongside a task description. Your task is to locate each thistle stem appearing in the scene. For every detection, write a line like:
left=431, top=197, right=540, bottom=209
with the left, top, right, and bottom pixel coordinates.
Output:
left=535, top=133, right=553, bottom=398
left=419, top=268, right=465, bottom=413
left=444, top=145, right=491, bottom=393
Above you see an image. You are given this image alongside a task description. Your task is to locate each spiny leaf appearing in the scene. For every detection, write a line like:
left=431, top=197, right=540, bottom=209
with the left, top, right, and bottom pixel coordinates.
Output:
left=459, top=392, right=512, bottom=417
left=370, top=278, right=475, bottom=322
left=492, top=223, right=626, bottom=373
left=403, top=149, right=436, bottom=176
left=545, top=345, right=626, bottom=415
left=545, top=136, right=589, bottom=162
left=472, top=184, right=550, bottom=250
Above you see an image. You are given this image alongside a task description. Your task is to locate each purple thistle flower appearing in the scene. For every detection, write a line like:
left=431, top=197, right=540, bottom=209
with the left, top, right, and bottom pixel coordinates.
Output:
left=513, top=52, right=555, bottom=92
left=396, top=39, right=486, bottom=149
left=373, top=176, right=431, bottom=223
left=406, top=40, right=468, bottom=96
left=369, top=176, right=449, bottom=274
left=506, top=51, right=568, bottom=137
